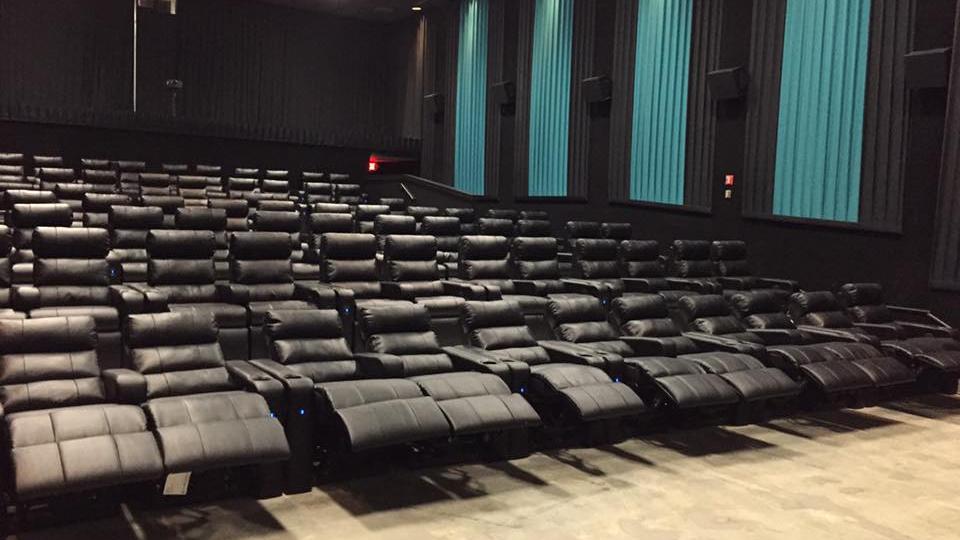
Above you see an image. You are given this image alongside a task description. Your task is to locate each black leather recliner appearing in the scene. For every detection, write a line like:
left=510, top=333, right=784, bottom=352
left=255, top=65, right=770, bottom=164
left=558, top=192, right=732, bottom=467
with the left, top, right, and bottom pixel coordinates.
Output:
left=455, top=300, right=646, bottom=425
left=601, top=222, right=632, bottom=241
left=669, top=240, right=723, bottom=294
left=509, top=237, right=569, bottom=298
left=838, top=283, right=960, bottom=385
left=355, top=204, right=390, bottom=233
left=82, top=193, right=132, bottom=228
left=9, top=203, right=74, bottom=284
left=374, top=214, right=417, bottom=251
left=484, top=209, right=518, bottom=221
left=710, top=241, right=800, bottom=294
left=0, top=225, right=25, bottom=320
left=249, top=210, right=315, bottom=281
left=477, top=217, right=514, bottom=237
left=357, top=302, right=541, bottom=442
left=208, top=198, right=250, bottom=231
left=174, top=207, right=231, bottom=280
left=444, top=207, right=477, bottom=235
left=108, top=205, right=166, bottom=284
left=13, top=227, right=145, bottom=368
left=335, top=183, right=363, bottom=204
left=420, top=216, right=461, bottom=275
left=563, top=238, right=629, bottom=305
left=788, top=291, right=917, bottom=390
left=514, top=219, right=552, bottom=238
left=141, top=230, right=250, bottom=360
left=301, top=180, right=334, bottom=204
left=0, top=316, right=164, bottom=502
left=221, top=232, right=314, bottom=358
left=116, top=311, right=290, bottom=492
left=617, top=240, right=692, bottom=306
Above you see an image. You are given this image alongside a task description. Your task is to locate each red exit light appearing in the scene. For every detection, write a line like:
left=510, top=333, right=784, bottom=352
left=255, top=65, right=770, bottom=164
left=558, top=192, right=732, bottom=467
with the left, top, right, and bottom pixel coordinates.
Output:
left=724, top=174, right=735, bottom=187
left=368, top=160, right=379, bottom=173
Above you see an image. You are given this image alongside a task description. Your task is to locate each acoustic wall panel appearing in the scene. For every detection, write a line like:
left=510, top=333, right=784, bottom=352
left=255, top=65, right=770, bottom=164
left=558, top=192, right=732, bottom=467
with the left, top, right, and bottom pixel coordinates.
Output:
left=453, top=0, right=490, bottom=195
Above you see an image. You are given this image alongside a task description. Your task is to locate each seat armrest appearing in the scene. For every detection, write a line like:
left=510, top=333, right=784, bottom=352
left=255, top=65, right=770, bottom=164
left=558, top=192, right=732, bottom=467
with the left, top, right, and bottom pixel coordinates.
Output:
left=560, top=279, right=602, bottom=297
left=512, top=279, right=543, bottom=296
left=620, top=278, right=656, bottom=293
left=756, top=277, right=801, bottom=291
left=442, top=280, right=490, bottom=300
left=618, top=336, right=669, bottom=356
left=797, top=325, right=877, bottom=345
left=897, top=321, right=956, bottom=338
left=249, top=359, right=316, bottom=390
left=102, top=368, right=147, bottom=404
left=226, top=360, right=287, bottom=417
left=125, top=283, right=169, bottom=312
left=444, top=345, right=531, bottom=390
left=354, top=352, right=405, bottom=378
left=109, top=285, right=150, bottom=315
left=853, top=322, right=901, bottom=340
left=11, top=286, right=39, bottom=311
left=716, top=276, right=750, bottom=290
left=667, top=278, right=720, bottom=294
left=218, top=283, right=250, bottom=304
left=294, top=282, right=339, bottom=309
left=539, top=340, right=623, bottom=373
left=380, top=281, right=410, bottom=300
left=683, top=332, right=764, bottom=356
left=747, top=328, right=802, bottom=346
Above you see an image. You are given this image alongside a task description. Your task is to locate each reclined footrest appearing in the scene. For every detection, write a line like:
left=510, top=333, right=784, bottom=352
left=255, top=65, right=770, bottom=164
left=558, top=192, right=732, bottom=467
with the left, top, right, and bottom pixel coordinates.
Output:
left=625, top=356, right=741, bottom=409
left=529, top=364, right=645, bottom=421
left=410, top=372, right=541, bottom=435
left=145, top=391, right=290, bottom=473
left=682, top=352, right=801, bottom=401
left=316, top=379, right=450, bottom=452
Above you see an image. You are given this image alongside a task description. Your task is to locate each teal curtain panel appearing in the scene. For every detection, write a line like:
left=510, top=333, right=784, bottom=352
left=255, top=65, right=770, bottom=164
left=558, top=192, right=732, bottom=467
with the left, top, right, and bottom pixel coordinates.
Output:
left=772, top=0, right=872, bottom=222
left=629, top=0, right=693, bottom=205
left=527, top=0, right=574, bottom=197
left=453, top=0, right=489, bottom=195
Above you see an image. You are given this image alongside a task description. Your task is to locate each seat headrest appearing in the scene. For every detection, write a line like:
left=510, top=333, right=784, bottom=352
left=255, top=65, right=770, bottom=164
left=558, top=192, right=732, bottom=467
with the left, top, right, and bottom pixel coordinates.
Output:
left=301, top=171, right=326, bottom=181
left=109, top=205, right=165, bottom=229
left=196, top=164, right=222, bottom=175
left=355, top=204, right=390, bottom=219
left=790, top=291, right=841, bottom=314
left=515, top=219, right=552, bottom=236
left=838, top=282, right=885, bottom=307
left=0, top=152, right=25, bottom=164
left=176, top=175, right=212, bottom=189
left=33, top=227, right=110, bottom=258
left=566, top=221, right=602, bottom=238
left=360, top=303, right=431, bottom=334
left=478, top=218, right=514, bottom=235
left=234, top=167, right=260, bottom=177
left=710, top=240, right=747, bottom=260
left=460, top=235, right=509, bottom=259
left=672, top=240, right=711, bottom=260
left=228, top=177, right=258, bottom=190
left=421, top=216, right=461, bottom=236
left=230, top=232, right=293, bottom=259
left=114, top=160, right=146, bottom=171
left=139, top=195, right=184, bottom=212
left=264, top=169, right=289, bottom=179
left=548, top=296, right=606, bottom=324
left=138, top=172, right=172, bottom=187
left=265, top=309, right=343, bottom=340
left=384, top=234, right=437, bottom=259
left=511, top=236, right=557, bottom=260
left=445, top=207, right=476, bottom=221
left=0, top=316, right=97, bottom=354
left=612, top=294, right=669, bottom=321
left=83, top=169, right=118, bottom=184
left=147, top=230, right=216, bottom=259
left=378, top=197, right=406, bottom=209
left=374, top=214, right=417, bottom=235
left=679, top=295, right=731, bottom=318
left=37, top=167, right=75, bottom=180
left=81, top=157, right=111, bottom=168
left=250, top=210, right=301, bottom=233
left=463, top=300, right=526, bottom=329
left=573, top=238, right=618, bottom=260
left=406, top=206, right=440, bottom=218
left=175, top=207, right=228, bottom=230
left=484, top=209, right=518, bottom=220
left=619, top=240, right=659, bottom=261
left=303, top=181, right=333, bottom=194
left=125, top=311, right=218, bottom=348
left=321, top=232, right=377, bottom=259
left=260, top=179, right=290, bottom=193
left=602, top=222, right=632, bottom=240
left=336, top=183, right=361, bottom=194
left=309, top=212, right=354, bottom=233
left=208, top=198, right=249, bottom=217
left=11, top=203, right=73, bottom=228
left=253, top=199, right=297, bottom=212
left=161, top=163, right=189, bottom=173
left=519, top=210, right=549, bottom=220
left=82, top=193, right=131, bottom=212
left=4, top=190, right=57, bottom=206
left=728, top=290, right=789, bottom=316
left=311, top=202, right=350, bottom=213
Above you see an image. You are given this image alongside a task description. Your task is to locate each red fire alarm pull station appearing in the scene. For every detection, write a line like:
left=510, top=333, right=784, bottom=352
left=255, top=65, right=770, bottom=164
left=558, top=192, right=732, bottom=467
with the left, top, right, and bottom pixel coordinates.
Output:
left=724, top=174, right=735, bottom=187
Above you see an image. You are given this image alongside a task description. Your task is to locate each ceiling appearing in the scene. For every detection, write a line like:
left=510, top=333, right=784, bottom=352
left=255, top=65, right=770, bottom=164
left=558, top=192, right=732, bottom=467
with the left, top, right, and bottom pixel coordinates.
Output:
left=258, top=0, right=432, bottom=22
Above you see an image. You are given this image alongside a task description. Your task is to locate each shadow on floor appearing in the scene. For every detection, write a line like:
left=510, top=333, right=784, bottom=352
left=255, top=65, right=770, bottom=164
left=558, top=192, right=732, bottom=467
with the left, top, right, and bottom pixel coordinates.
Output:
left=761, top=408, right=903, bottom=440
left=880, top=393, right=960, bottom=420
left=643, top=426, right=778, bottom=457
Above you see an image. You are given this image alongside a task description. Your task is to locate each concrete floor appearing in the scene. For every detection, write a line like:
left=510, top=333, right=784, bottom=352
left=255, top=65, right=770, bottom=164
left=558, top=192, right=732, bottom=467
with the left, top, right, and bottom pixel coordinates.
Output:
left=19, top=394, right=960, bottom=540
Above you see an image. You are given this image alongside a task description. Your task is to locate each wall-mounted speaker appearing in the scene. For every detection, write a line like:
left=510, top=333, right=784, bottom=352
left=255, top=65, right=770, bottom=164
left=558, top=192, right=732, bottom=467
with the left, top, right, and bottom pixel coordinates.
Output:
left=582, top=75, right=612, bottom=103
left=905, top=48, right=952, bottom=89
left=491, top=81, right=516, bottom=104
left=424, top=93, right=444, bottom=123
left=707, top=66, right=748, bottom=100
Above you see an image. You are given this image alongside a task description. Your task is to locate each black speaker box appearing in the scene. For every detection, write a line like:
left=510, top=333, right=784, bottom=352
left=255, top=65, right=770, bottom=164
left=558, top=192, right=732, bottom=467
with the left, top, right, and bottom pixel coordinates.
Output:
left=905, top=48, right=951, bottom=89
left=491, top=81, right=515, bottom=104
left=582, top=76, right=612, bottom=103
left=707, top=66, right=748, bottom=100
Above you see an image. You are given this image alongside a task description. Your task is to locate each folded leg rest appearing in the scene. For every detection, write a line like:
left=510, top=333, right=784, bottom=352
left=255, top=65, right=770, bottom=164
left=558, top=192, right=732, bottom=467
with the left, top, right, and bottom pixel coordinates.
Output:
left=822, top=343, right=916, bottom=387
left=315, top=379, right=450, bottom=451
left=410, top=372, right=541, bottom=435
left=144, top=391, right=290, bottom=473
left=528, top=364, right=645, bottom=421
left=7, top=404, right=163, bottom=500
left=624, top=357, right=741, bottom=409
left=681, top=351, right=801, bottom=401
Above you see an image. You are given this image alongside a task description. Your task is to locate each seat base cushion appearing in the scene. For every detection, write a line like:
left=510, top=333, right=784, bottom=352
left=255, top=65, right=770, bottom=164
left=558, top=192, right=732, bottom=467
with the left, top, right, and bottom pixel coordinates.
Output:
left=850, top=356, right=916, bottom=387
left=7, top=404, right=163, bottom=500
left=144, top=391, right=289, bottom=473
left=0, top=308, right=26, bottom=320
left=681, top=352, right=800, bottom=401
left=624, top=357, right=741, bottom=409
left=529, top=364, right=645, bottom=421
left=798, top=360, right=876, bottom=393
left=248, top=300, right=312, bottom=325
left=409, top=372, right=541, bottom=434
left=170, top=302, right=248, bottom=328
